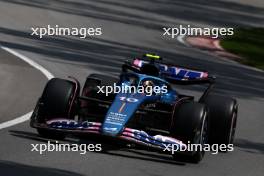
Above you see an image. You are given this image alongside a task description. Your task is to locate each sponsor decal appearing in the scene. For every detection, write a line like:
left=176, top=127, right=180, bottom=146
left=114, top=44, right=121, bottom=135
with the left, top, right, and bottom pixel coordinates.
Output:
left=160, top=65, right=205, bottom=79
left=103, top=127, right=118, bottom=132
left=124, top=128, right=185, bottom=149
left=133, top=59, right=208, bottom=80
left=105, top=112, right=127, bottom=126
left=47, top=119, right=91, bottom=129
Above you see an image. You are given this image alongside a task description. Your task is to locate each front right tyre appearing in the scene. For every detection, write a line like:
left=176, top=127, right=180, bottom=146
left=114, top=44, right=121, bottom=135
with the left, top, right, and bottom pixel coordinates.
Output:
left=170, top=102, right=209, bottom=163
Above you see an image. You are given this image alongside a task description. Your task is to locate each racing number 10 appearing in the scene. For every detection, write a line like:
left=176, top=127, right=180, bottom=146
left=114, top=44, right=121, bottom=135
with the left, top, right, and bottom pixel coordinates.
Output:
left=119, top=97, right=138, bottom=102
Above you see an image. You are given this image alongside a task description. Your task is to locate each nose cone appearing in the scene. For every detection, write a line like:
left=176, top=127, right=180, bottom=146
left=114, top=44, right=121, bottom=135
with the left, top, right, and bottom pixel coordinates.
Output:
left=102, top=93, right=145, bottom=136
left=102, top=111, right=129, bottom=136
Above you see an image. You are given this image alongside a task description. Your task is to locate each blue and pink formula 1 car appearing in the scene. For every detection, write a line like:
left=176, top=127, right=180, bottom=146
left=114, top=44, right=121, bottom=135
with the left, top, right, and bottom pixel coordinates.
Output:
left=30, top=54, right=238, bottom=163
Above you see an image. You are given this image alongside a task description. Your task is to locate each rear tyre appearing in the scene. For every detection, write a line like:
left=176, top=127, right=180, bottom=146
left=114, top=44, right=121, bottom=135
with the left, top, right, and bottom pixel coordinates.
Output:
left=203, top=95, right=238, bottom=146
left=33, top=78, right=79, bottom=139
left=170, top=102, right=209, bottom=163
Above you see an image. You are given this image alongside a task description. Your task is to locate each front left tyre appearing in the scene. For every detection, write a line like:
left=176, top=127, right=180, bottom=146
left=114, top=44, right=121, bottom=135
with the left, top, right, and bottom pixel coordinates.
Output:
left=30, top=78, right=79, bottom=139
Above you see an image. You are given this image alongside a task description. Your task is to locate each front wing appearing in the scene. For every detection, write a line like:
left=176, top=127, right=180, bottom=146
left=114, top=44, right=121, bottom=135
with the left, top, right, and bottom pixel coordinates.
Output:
left=31, top=118, right=187, bottom=153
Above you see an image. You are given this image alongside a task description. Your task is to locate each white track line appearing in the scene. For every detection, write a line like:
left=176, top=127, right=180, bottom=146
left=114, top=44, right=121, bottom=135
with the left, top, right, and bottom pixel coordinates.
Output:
left=0, top=46, right=54, bottom=130
left=0, top=111, right=33, bottom=129
left=1, top=47, right=54, bottom=80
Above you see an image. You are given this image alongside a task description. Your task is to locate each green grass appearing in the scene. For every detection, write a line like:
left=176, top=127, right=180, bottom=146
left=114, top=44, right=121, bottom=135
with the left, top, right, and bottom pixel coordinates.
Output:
left=221, top=28, right=264, bottom=70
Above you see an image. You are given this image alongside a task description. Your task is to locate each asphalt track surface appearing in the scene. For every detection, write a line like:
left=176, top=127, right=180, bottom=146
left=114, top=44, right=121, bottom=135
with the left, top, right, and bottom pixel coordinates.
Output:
left=0, top=0, right=264, bottom=176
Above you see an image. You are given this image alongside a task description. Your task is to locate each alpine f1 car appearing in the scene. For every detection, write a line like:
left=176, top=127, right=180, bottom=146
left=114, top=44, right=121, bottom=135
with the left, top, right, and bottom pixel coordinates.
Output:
left=30, top=54, right=238, bottom=163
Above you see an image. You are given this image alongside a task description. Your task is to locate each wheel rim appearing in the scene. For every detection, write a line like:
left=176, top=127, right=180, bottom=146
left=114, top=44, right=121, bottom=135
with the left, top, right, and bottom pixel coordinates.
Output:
left=193, top=111, right=208, bottom=160
left=194, top=111, right=208, bottom=146
left=228, top=109, right=237, bottom=144
left=201, top=112, right=209, bottom=145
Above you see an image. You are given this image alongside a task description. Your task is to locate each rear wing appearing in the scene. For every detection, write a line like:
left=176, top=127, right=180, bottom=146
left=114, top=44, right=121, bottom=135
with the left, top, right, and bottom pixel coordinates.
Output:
left=123, top=58, right=215, bottom=85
